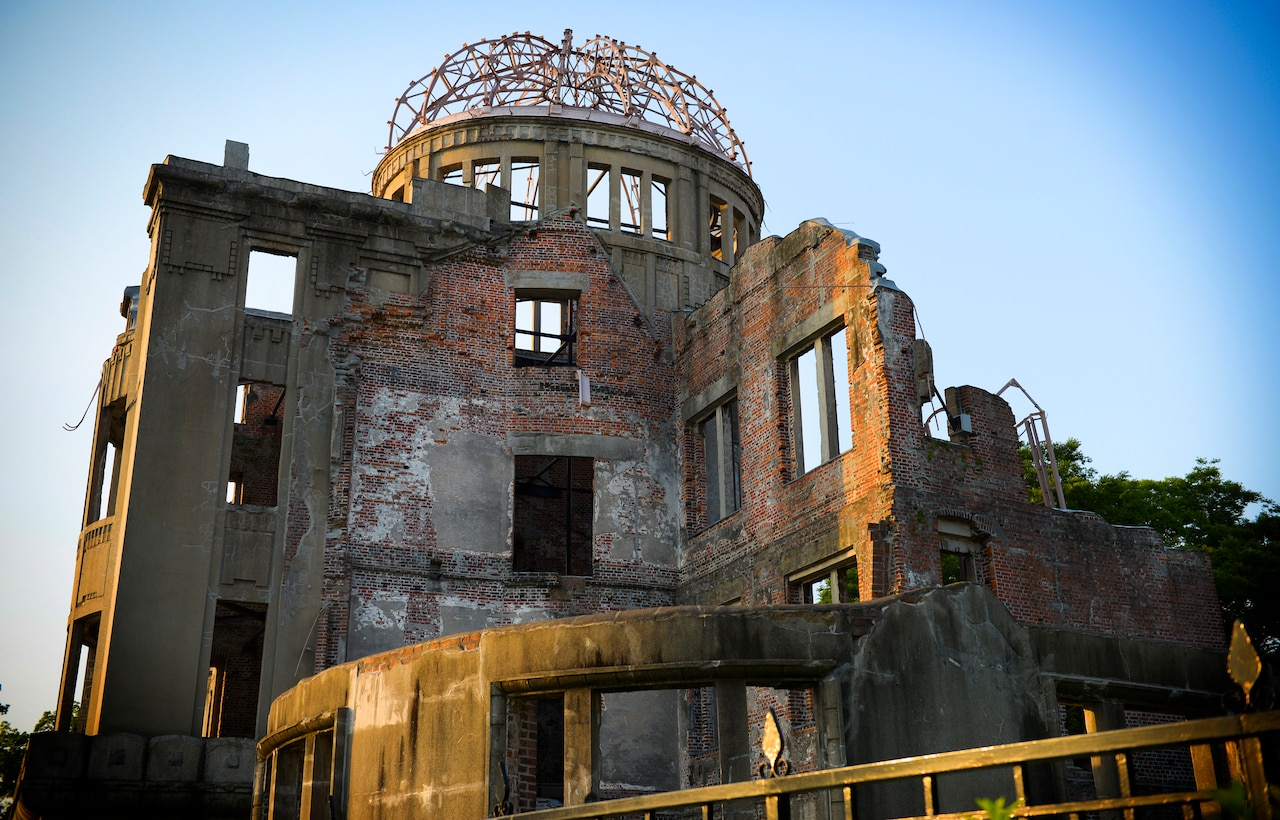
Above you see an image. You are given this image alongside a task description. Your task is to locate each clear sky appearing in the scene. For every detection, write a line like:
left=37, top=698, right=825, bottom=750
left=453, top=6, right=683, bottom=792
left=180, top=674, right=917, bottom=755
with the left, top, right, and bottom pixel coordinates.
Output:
left=0, top=0, right=1276, bottom=732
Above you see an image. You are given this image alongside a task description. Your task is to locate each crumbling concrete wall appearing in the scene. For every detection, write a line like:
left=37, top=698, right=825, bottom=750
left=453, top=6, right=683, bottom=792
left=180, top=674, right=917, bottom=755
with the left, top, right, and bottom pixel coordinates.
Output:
left=256, top=584, right=1224, bottom=820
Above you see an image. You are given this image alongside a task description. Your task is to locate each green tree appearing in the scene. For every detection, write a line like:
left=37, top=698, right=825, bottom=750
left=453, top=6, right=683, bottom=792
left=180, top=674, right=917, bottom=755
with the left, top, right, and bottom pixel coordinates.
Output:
left=1021, top=440, right=1279, bottom=651
left=0, top=719, right=27, bottom=800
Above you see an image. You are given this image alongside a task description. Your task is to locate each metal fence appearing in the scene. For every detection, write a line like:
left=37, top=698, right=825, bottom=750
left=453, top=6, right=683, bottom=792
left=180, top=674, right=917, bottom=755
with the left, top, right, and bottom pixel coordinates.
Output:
left=503, top=710, right=1280, bottom=820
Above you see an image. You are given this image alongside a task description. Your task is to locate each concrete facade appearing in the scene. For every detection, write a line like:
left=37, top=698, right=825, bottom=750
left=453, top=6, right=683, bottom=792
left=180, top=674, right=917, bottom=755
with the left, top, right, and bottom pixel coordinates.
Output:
left=20, top=30, right=1228, bottom=820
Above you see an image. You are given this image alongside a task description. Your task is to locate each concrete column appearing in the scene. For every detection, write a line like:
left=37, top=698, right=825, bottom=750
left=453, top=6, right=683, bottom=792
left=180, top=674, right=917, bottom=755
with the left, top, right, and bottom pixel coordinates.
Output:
left=568, top=144, right=585, bottom=209
left=1085, top=700, right=1126, bottom=808
left=721, top=204, right=735, bottom=267
left=716, top=680, right=751, bottom=784
left=608, top=164, right=621, bottom=233
left=640, top=170, right=653, bottom=239
left=563, top=689, right=599, bottom=805
left=542, top=140, right=559, bottom=212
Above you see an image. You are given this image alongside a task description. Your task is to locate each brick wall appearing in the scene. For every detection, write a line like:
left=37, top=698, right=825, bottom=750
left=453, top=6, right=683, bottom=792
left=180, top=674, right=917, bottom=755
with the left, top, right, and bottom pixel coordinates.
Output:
left=313, top=214, right=680, bottom=669
left=675, top=220, right=1224, bottom=651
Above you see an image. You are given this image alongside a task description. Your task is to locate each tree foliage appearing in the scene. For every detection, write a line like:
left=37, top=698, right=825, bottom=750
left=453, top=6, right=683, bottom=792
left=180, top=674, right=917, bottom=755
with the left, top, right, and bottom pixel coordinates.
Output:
left=1022, top=439, right=1280, bottom=651
left=0, top=708, right=70, bottom=800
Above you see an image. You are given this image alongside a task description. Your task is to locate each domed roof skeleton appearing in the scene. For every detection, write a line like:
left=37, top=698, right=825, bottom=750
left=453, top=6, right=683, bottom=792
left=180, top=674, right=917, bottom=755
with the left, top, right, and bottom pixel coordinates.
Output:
left=387, top=29, right=751, bottom=176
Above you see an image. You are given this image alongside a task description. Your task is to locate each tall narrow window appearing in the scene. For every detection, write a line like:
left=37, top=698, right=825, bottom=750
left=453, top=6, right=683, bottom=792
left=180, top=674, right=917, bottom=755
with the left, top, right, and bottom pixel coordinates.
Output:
left=586, top=165, right=610, bottom=228
left=514, top=297, right=576, bottom=366
left=510, top=158, right=540, bottom=220
left=708, top=197, right=727, bottom=260
left=513, top=456, right=593, bottom=576
left=939, top=518, right=980, bottom=584
left=227, top=381, right=284, bottom=506
left=620, top=170, right=642, bottom=235
left=790, top=325, right=853, bottom=474
left=698, top=398, right=742, bottom=526
left=651, top=177, right=670, bottom=241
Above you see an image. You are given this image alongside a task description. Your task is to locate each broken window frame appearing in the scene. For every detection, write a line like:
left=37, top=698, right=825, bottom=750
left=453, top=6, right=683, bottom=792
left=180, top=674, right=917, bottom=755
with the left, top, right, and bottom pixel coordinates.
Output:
left=789, top=324, right=853, bottom=475
left=793, top=559, right=860, bottom=604
left=514, top=296, right=577, bottom=367
left=697, top=397, right=742, bottom=527
left=512, top=456, right=594, bottom=577
left=939, top=518, right=981, bottom=584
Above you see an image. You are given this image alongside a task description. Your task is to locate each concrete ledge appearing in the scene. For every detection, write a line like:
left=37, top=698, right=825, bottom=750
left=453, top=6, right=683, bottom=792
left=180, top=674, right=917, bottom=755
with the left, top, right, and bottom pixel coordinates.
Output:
left=507, top=432, right=641, bottom=461
left=505, top=269, right=591, bottom=293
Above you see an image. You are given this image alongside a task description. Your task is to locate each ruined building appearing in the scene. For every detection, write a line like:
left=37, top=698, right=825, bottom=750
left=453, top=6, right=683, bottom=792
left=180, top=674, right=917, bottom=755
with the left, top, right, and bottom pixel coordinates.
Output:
left=17, top=31, right=1227, bottom=820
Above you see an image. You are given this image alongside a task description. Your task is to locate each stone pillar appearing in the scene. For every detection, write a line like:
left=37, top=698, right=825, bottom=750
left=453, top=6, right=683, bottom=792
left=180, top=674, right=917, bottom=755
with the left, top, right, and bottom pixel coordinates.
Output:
left=563, top=689, right=599, bottom=805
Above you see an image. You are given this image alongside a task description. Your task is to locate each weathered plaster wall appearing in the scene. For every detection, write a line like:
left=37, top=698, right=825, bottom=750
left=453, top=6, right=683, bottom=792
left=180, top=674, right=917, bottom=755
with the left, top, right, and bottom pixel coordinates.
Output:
left=318, top=212, right=683, bottom=668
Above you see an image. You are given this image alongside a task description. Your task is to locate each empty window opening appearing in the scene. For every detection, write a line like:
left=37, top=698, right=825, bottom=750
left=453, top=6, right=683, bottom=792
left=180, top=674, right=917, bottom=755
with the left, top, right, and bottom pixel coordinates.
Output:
left=440, top=163, right=463, bottom=186
left=227, top=382, right=285, bottom=506
left=698, top=398, right=742, bottom=526
left=620, top=170, right=642, bottom=235
left=513, top=456, right=593, bottom=576
left=203, top=600, right=266, bottom=738
left=939, top=518, right=980, bottom=584
left=790, top=326, right=853, bottom=474
left=796, top=561, right=859, bottom=604
left=246, top=250, right=296, bottom=317
left=733, top=208, right=748, bottom=256
left=87, top=399, right=126, bottom=525
left=586, top=165, right=610, bottom=228
left=708, top=197, right=727, bottom=260
left=651, top=177, right=670, bottom=241
left=510, top=158, right=540, bottom=221
left=473, top=159, right=501, bottom=191
left=389, top=184, right=405, bottom=203
left=514, top=297, right=576, bottom=366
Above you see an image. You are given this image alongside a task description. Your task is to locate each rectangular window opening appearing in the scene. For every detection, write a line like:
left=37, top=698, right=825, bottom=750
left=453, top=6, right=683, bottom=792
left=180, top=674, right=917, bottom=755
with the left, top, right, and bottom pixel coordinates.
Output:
left=939, top=519, right=980, bottom=584
left=620, top=170, right=642, bottom=235
left=586, top=165, right=610, bottom=228
left=514, top=297, right=576, bottom=366
left=790, top=325, right=853, bottom=474
left=472, top=159, right=501, bottom=191
left=513, top=456, right=593, bottom=576
left=698, top=398, right=742, bottom=527
left=204, top=600, right=266, bottom=738
left=246, top=250, right=297, bottom=317
left=510, top=158, right=540, bottom=221
left=709, top=197, right=727, bottom=260
left=88, top=399, right=127, bottom=525
left=227, top=381, right=285, bottom=506
left=652, top=177, right=670, bottom=241
left=440, top=163, right=463, bottom=186
left=797, top=561, right=859, bottom=604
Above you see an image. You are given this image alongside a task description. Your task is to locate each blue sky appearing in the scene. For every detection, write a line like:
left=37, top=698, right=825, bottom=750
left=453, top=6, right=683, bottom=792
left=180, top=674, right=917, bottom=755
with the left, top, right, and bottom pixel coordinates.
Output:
left=1, top=0, right=1276, bottom=731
